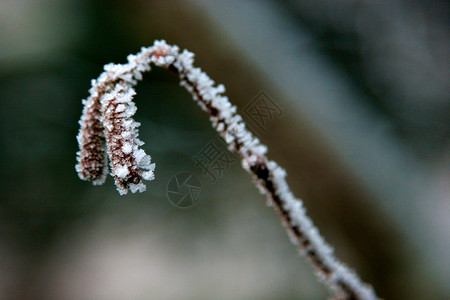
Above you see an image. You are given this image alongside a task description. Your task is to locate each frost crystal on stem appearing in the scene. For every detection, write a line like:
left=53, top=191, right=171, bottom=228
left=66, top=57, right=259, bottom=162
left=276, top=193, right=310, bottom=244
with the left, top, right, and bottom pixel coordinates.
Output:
left=75, top=40, right=378, bottom=299
left=75, top=84, right=108, bottom=185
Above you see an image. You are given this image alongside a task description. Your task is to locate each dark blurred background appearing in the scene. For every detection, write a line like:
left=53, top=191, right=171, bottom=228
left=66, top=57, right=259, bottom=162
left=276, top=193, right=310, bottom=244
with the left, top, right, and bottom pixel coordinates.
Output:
left=0, top=0, right=449, bottom=299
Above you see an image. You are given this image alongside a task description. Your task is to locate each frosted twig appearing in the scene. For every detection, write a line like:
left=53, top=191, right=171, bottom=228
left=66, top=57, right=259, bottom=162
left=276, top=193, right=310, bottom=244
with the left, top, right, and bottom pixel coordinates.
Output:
left=75, top=83, right=108, bottom=185
left=75, top=40, right=378, bottom=299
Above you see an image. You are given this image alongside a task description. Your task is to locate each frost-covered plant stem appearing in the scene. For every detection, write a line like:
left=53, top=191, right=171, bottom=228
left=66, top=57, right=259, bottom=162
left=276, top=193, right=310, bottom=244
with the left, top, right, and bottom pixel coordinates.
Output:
left=76, top=40, right=378, bottom=300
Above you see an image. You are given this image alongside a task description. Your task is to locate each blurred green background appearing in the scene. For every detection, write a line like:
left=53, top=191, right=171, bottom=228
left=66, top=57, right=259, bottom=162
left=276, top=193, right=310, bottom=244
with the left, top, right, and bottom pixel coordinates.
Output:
left=0, top=0, right=449, bottom=299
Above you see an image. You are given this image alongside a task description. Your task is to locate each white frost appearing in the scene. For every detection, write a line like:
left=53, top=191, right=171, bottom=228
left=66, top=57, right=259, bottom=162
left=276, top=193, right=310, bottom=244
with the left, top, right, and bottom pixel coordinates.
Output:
left=115, top=165, right=129, bottom=179
left=121, top=142, right=133, bottom=154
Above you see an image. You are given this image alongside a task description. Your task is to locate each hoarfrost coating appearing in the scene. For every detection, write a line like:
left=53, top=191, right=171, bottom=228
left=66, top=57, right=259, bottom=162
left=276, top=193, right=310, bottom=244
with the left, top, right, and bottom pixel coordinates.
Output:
left=75, top=40, right=378, bottom=299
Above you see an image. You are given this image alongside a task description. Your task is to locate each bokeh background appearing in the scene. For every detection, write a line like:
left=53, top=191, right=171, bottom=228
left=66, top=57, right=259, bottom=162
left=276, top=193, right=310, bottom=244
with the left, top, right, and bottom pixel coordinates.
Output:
left=0, top=0, right=449, bottom=299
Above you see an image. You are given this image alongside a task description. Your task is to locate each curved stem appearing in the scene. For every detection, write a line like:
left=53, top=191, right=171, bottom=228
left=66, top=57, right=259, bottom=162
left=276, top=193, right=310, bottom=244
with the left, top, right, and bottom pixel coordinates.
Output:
left=76, top=40, right=378, bottom=300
